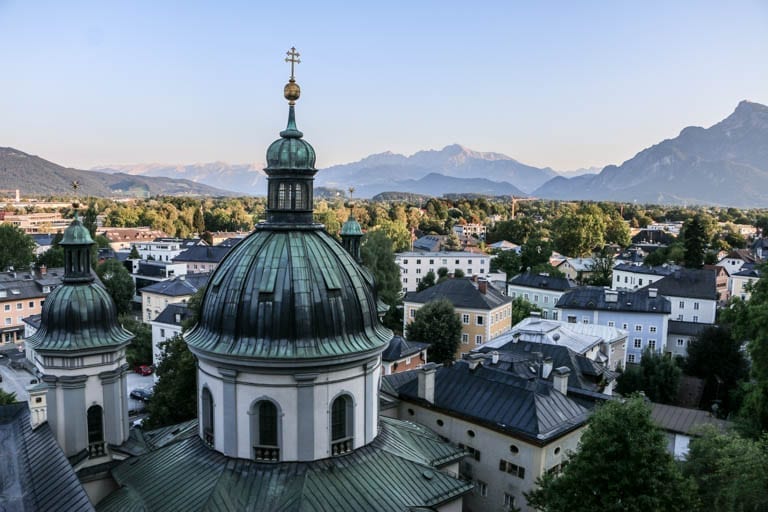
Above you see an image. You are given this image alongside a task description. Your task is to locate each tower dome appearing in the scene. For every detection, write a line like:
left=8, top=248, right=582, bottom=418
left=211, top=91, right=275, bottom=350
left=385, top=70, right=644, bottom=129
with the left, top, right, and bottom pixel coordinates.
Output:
left=185, top=49, right=392, bottom=461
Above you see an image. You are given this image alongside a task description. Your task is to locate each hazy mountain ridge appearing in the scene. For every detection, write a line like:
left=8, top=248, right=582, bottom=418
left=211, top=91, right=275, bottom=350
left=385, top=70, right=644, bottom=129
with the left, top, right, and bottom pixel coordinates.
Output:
left=0, top=148, right=237, bottom=197
left=533, top=100, right=768, bottom=207
left=353, top=172, right=527, bottom=198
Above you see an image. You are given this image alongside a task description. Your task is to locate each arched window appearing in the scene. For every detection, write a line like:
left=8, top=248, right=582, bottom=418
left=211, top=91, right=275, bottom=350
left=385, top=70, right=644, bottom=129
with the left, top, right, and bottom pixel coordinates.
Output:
left=87, top=405, right=105, bottom=458
left=202, top=387, right=214, bottom=447
left=294, top=183, right=305, bottom=209
left=251, top=400, right=280, bottom=461
left=331, top=395, right=353, bottom=456
left=277, top=183, right=288, bottom=209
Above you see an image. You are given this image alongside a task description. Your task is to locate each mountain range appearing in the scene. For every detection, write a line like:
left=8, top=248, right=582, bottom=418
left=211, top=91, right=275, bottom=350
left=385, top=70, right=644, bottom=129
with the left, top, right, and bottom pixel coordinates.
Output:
left=533, top=100, right=768, bottom=207
left=0, top=147, right=235, bottom=197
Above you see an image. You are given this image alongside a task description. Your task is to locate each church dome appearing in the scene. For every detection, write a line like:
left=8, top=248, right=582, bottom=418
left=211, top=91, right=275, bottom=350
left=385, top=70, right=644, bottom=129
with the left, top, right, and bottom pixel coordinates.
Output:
left=184, top=226, right=391, bottom=361
left=265, top=121, right=316, bottom=170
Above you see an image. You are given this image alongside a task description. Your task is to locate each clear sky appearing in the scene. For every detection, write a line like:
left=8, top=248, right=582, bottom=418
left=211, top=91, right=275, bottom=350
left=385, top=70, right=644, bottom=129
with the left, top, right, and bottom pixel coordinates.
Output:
left=1, top=0, right=766, bottom=171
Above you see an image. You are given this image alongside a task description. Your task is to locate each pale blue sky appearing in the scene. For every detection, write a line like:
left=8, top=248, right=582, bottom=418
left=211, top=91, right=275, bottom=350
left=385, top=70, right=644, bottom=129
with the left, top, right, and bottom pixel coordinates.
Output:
left=1, top=1, right=766, bottom=171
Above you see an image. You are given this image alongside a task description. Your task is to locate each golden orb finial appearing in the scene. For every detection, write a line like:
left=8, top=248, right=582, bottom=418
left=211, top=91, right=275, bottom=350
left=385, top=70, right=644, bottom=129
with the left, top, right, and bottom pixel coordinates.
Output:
left=284, top=47, right=301, bottom=105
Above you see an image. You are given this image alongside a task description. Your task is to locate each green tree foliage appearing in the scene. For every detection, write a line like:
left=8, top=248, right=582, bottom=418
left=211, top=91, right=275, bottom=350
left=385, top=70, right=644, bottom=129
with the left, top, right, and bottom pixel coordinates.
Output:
left=511, top=297, right=540, bottom=326
left=683, top=426, right=768, bottom=512
left=118, top=314, right=152, bottom=367
left=36, top=231, right=65, bottom=269
left=520, top=238, right=553, bottom=272
left=552, top=208, right=606, bottom=257
left=82, top=202, right=98, bottom=238
left=0, top=224, right=36, bottom=271
left=96, top=259, right=135, bottom=315
left=128, top=245, right=141, bottom=259
left=143, top=335, right=197, bottom=429
left=193, top=207, right=205, bottom=234
left=361, top=230, right=401, bottom=306
left=584, top=249, right=614, bottom=287
left=616, top=348, right=681, bottom=404
left=683, top=214, right=708, bottom=268
left=685, top=326, right=749, bottom=415
left=406, top=299, right=462, bottom=364
left=0, top=389, right=18, bottom=405
left=452, top=268, right=465, bottom=278
left=487, top=217, right=538, bottom=244
left=490, top=250, right=521, bottom=282
left=442, top=232, right=462, bottom=251
left=525, top=396, right=696, bottom=512
left=605, top=216, right=631, bottom=247
left=436, top=267, right=449, bottom=283
left=416, top=270, right=436, bottom=292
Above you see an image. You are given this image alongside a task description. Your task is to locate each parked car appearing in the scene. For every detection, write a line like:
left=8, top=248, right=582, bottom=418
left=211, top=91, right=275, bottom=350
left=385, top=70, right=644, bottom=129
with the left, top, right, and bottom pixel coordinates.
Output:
left=130, top=386, right=154, bottom=402
left=135, top=365, right=154, bottom=376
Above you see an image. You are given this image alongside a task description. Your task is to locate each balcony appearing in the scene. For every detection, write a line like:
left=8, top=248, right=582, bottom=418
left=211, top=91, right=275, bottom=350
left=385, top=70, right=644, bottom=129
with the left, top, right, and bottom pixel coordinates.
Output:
left=331, top=437, right=353, bottom=456
left=253, top=445, right=280, bottom=462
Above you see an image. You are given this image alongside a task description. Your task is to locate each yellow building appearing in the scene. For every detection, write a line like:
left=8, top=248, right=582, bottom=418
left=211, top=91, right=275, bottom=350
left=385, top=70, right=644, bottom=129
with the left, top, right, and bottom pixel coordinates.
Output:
left=403, top=277, right=512, bottom=359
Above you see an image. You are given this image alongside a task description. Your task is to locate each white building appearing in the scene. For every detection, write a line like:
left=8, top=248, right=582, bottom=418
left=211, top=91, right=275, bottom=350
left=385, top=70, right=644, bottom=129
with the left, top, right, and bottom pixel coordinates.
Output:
left=130, top=237, right=203, bottom=262
left=452, top=223, right=487, bottom=240
left=611, top=263, right=676, bottom=290
left=394, top=251, right=491, bottom=293
left=646, top=268, right=718, bottom=325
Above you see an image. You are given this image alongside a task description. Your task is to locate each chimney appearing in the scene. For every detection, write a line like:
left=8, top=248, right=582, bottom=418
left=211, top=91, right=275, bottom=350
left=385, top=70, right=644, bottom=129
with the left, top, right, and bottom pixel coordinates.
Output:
left=491, top=351, right=499, bottom=365
left=542, top=357, right=554, bottom=379
left=648, top=287, right=657, bottom=298
left=26, top=383, right=48, bottom=430
left=467, top=353, right=485, bottom=370
left=417, top=363, right=439, bottom=403
left=478, top=278, right=488, bottom=294
left=553, top=366, right=571, bottom=395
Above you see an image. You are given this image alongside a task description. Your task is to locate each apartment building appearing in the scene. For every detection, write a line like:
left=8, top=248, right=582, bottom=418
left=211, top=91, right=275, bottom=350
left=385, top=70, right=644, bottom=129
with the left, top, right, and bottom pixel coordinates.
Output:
left=395, top=251, right=491, bottom=293
left=0, top=267, right=63, bottom=344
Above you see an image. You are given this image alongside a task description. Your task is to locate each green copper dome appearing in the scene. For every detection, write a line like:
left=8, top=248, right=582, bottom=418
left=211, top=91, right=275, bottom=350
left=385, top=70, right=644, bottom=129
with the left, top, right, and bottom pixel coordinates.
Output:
left=265, top=107, right=316, bottom=170
left=341, top=214, right=363, bottom=236
left=26, top=283, right=133, bottom=353
left=60, top=214, right=94, bottom=246
left=185, top=227, right=391, bottom=362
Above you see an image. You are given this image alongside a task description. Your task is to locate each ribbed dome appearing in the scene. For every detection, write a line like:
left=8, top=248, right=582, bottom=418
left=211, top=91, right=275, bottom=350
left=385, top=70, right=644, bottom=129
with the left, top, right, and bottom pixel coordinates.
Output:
left=265, top=106, right=316, bottom=170
left=26, top=282, right=133, bottom=352
left=60, top=215, right=94, bottom=245
left=185, top=226, right=392, bottom=361
left=341, top=215, right=363, bottom=236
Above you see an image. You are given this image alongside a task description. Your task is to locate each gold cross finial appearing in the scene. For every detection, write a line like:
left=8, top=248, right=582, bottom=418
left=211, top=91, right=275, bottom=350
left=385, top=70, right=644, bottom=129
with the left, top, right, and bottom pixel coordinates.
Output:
left=285, top=47, right=300, bottom=80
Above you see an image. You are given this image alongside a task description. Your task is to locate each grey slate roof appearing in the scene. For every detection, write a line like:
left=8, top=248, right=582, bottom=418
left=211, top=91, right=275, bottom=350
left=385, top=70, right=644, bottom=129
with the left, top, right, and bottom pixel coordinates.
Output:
left=732, top=265, right=761, bottom=278
left=382, top=335, right=429, bottom=362
left=96, top=418, right=472, bottom=512
left=612, top=263, right=677, bottom=276
left=651, top=402, right=729, bottom=435
left=508, top=271, right=577, bottom=292
left=641, top=268, right=718, bottom=300
left=0, top=268, right=64, bottom=302
left=173, top=245, right=231, bottom=264
left=140, top=273, right=210, bottom=297
left=0, top=403, right=94, bottom=512
left=556, top=286, right=671, bottom=314
left=153, top=303, right=193, bottom=327
left=404, top=278, right=511, bottom=311
left=387, top=360, right=591, bottom=444
left=667, top=320, right=709, bottom=337
left=413, top=235, right=444, bottom=252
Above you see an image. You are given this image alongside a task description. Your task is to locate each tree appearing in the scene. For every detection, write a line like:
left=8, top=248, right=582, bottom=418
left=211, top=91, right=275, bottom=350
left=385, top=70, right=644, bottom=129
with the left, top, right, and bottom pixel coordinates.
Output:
left=685, top=326, right=749, bottom=415
left=96, top=259, right=135, bottom=315
left=442, top=232, right=462, bottom=251
left=406, top=299, right=462, bottom=365
left=119, top=314, right=152, bottom=367
left=683, top=426, right=768, bottom=512
left=616, top=348, right=681, bottom=404
left=128, top=245, right=141, bottom=259
left=490, top=250, right=521, bottom=282
left=605, top=216, right=631, bottom=248
left=0, top=389, right=18, bottom=405
left=453, top=268, right=465, bottom=278
left=682, top=214, right=708, bottom=269
left=511, top=297, right=540, bottom=326
left=82, top=202, right=98, bottom=238
left=526, top=396, right=696, bottom=512
left=520, top=238, right=553, bottom=272
left=360, top=230, right=403, bottom=332
left=416, top=270, right=436, bottom=292
left=143, top=335, right=198, bottom=429
left=193, top=207, right=205, bottom=234
left=551, top=210, right=605, bottom=257
left=584, top=249, right=613, bottom=287
left=0, top=224, right=36, bottom=271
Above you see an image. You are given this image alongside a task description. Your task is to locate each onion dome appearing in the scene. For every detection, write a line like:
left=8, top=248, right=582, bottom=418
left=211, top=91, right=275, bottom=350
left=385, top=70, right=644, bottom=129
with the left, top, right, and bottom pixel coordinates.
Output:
left=26, top=214, right=133, bottom=352
left=340, top=213, right=363, bottom=263
left=185, top=55, right=392, bottom=363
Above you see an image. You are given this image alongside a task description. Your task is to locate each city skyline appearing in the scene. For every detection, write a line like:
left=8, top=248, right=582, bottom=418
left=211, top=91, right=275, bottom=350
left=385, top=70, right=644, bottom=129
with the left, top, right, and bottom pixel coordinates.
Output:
left=1, top=0, right=766, bottom=172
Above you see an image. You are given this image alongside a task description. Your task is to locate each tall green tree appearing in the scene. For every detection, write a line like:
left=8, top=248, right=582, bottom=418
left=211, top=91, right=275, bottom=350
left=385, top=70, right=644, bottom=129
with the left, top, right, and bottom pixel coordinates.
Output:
left=0, top=224, right=36, bottom=271
left=118, top=314, right=152, bottom=367
left=82, top=202, right=99, bottom=238
left=416, top=270, right=436, bottom=292
left=526, top=396, right=697, bottom=512
left=584, top=249, right=614, bottom=287
left=682, top=214, right=708, bottom=269
left=511, top=296, right=541, bottom=326
left=361, top=230, right=403, bottom=332
left=192, top=207, right=205, bottom=234
left=406, top=299, right=462, bottom=364
left=616, top=348, right=681, bottom=404
left=442, top=232, right=462, bottom=251
left=490, top=250, right=521, bottom=282
left=683, top=426, right=768, bottom=512
left=520, top=238, right=553, bottom=272
left=551, top=210, right=606, bottom=257
left=605, top=216, right=631, bottom=248
left=143, top=334, right=197, bottom=429
left=96, top=259, right=135, bottom=315
left=685, top=326, right=749, bottom=415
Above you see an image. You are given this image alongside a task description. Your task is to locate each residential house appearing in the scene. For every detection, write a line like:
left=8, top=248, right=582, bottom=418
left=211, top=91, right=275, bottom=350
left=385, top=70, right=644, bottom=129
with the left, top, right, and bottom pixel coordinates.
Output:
left=150, top=303, right=193, bottom=373
left=395, top=251, right=491, bottom=293
left=556, top=286, right=671, bottom=363
left=173, top=245, right=232, bottom=274
left=717, top=249, right=759, bottom=276
left=0, top=267, right=63, bottom=344
left=651, top=402, right=730, bottom=460
left=412, top=235, right=445, bottom=252
left=382, top=360, right=593, bottom=512
left=704, top=264, right=730, bottom=303
left=486, top=315, right=628, bottom=371
left=729, top=265, right=761, bottom=301
left=99, top=227, right=169, bottom=252
left=643, top=268, right=718, bottom=324
left=128, top=260, right=188, bottom=294
left=130, top=237, right=204, bottom=262
left=380, top=335, right=429, bottom=375
left=631, top=229, right=676, bottom=246
left=140, top=273, right=210, bottom=323
left=29, top=233, right=57, bottom=256
left=611, top=263, right=675, bottom=290
left=452, top=222, right=487, bottom=241
left=666, top=321, right=708, bottom=359
left=403, top=277, right=512, bottom=359
left=487, top=240, right=522, bottom=253
left=555, top=257, right=595, bottom=283
left=751, top=238, right=768, bottom=260
left=507, top=271, right=577, bottom=320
